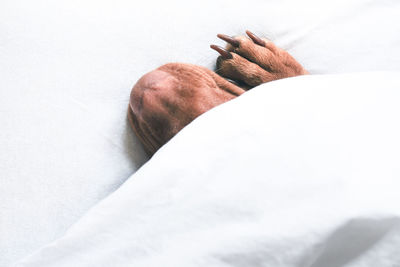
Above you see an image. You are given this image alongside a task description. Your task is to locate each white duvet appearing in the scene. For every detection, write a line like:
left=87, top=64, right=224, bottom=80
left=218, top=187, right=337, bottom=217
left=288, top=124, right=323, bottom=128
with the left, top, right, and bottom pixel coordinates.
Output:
left=14, top=72, right=400, bottom=266
left=3, top=0, right=400, bottom=265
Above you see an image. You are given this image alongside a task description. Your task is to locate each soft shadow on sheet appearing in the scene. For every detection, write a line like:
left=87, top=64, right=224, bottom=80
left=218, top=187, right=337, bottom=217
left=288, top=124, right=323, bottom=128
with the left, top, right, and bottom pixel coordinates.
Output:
left=122, top=115, right=150, bottom=172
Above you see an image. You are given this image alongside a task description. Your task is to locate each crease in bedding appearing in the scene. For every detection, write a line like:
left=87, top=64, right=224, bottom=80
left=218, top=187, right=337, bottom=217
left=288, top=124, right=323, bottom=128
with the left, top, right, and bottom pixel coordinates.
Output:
left=13, top=72, right=400, bottom=267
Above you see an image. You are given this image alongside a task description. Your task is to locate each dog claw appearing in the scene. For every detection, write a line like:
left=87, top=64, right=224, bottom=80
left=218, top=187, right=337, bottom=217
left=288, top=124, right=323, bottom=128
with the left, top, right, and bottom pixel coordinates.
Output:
left=210, top=45, right=233, bottom=59
left=217, top=34, right=240, bottom=47
left=246, top=30, right=266, bottom=46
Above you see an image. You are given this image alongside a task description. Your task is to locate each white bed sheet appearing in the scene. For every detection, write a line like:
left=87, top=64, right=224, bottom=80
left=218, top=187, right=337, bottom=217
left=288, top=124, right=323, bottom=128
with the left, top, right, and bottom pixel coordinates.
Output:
left=1, top=0, right=400, bottom=266
left=14, top=72, right=400, bottom=266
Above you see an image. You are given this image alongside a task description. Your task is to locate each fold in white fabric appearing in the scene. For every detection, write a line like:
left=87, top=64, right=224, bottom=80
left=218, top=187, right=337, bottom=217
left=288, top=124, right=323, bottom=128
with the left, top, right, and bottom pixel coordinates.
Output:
left=2, top=0, right=400, bottom=265
left=15, top=72, right=400, bottom=267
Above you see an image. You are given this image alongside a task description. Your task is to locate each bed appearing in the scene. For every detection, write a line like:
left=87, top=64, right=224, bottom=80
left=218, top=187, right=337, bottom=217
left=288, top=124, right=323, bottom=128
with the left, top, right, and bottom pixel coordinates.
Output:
left=1, top=0, right=400, bottom=266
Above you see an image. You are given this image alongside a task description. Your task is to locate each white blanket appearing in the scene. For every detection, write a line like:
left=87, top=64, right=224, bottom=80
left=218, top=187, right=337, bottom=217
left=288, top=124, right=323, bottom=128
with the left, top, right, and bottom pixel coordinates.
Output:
left=14, top=72, right=400, bottom=266
left=2, top=0, right=400, bottom=265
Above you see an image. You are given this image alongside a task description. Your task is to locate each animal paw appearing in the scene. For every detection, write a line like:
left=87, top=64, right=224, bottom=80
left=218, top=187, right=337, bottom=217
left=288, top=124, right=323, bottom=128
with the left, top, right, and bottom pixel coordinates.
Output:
left=211, top=30, right=308, bottom=89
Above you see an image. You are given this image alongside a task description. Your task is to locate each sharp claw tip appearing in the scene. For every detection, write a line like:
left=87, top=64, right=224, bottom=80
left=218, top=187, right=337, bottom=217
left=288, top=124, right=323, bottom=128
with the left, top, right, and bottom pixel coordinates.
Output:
left=210, top=44, right=233, bottom=59
left=245, top=30, right=266, bottom=46
left=217, top=33, right=240, bottom=47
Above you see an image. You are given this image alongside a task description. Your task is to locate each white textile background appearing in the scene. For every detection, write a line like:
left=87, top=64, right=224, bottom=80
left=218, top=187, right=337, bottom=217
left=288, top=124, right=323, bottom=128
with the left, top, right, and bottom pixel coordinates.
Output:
left=1, top=0, right=400, bottom=266
left=14, top=72, right=400, bottom=267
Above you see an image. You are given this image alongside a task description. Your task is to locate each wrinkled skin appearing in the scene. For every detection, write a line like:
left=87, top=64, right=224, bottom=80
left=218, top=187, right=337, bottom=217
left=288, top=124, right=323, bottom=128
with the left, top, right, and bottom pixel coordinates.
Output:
left=128, top=63, right=244, bottom=155
left=129, top=31, right=308, bottom=156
